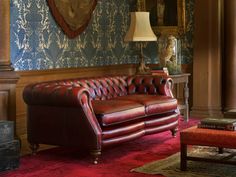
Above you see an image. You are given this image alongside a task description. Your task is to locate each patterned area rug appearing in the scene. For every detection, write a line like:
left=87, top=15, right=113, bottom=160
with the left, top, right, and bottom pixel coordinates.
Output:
left=131, top=146, right=236, bottom=177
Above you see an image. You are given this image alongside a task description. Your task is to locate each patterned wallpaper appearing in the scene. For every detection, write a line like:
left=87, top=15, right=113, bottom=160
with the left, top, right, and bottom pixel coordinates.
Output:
left=10, top=0, right=194, bottom=71
left=182, top=0, right=194, bottom=64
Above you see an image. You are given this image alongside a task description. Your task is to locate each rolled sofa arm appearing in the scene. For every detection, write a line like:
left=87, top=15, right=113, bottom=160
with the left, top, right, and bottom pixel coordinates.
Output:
left=23, top=82, right=102, bottom=150
left=158, top=77, right=174, bottom=97
left=23, top=83, right=91, bottom=107
left=126, top=75, right=174, bottom=97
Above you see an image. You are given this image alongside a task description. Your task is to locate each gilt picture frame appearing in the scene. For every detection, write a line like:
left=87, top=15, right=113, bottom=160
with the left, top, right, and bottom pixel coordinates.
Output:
left=138, top=0, right=185, bottom=36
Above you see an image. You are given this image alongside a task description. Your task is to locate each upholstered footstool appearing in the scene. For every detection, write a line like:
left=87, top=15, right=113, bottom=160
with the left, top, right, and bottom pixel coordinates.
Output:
left=180, top=126, right=236, bottom=171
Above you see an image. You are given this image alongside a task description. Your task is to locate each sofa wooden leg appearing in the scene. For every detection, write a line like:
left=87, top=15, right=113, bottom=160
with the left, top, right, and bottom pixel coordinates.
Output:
left=29, top=143, right=39, bottom=155
left=90, top=149, right=101, bottom=164
left=171, top=127, right=178, bottom=137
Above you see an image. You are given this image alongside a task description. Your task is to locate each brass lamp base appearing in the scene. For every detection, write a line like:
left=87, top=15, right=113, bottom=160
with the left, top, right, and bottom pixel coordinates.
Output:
left=136, top=61, right=151, bottom=75
left=136, top=43, right=151, bottom=75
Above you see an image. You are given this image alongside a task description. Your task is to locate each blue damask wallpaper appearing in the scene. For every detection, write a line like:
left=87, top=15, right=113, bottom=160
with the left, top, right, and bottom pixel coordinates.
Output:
left=10, top=0, right=194, bottom=71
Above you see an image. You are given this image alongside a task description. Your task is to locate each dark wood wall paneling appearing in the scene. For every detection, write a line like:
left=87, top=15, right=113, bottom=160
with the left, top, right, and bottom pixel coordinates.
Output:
left=0, top=0, right=19, bottom=126
left=223, top=0, right=236, bottom=115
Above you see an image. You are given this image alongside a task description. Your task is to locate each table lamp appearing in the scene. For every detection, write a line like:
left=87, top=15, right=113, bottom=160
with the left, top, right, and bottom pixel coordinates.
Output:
left=124, top=12, right=157, bottom=74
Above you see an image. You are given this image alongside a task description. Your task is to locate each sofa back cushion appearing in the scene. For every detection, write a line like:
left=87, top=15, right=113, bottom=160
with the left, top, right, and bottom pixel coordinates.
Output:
left=126, top=75, right=164, bottom=95
left=73, top=76, right=128, bottom=100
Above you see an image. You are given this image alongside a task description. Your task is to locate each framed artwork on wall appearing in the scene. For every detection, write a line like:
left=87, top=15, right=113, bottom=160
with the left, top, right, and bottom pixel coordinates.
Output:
left=47, top=0, right=97, bottom=38
left=137, top=0, right=185, bottom=36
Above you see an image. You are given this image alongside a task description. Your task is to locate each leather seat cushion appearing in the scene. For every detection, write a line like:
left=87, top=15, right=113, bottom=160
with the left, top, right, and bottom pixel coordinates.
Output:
left=92, top=99, right=145, bottom=126
left=116, top=94, right=177, bottom=115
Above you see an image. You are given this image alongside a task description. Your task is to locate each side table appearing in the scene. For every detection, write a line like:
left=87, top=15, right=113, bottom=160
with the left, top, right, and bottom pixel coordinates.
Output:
left=169, top=73, right=191, bottom=122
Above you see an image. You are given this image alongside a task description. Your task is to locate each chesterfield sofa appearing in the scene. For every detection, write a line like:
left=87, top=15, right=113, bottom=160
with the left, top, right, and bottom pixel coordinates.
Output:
left=23, top=75, right=179, bottom=163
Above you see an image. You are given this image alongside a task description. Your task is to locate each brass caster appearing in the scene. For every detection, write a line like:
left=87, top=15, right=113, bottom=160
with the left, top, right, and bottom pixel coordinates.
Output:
left=90, top=149, right=101, bottom=165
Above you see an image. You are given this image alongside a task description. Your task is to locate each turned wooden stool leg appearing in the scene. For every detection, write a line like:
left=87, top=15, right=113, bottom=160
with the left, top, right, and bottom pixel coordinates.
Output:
left=180, top=143, right=187, bottom=171
left=90, top=149, right=101, bottom=164
left=29, top=143, right=39, bottom=155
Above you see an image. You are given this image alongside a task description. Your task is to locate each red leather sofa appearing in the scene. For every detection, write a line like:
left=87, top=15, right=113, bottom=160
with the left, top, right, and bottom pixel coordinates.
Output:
left=23, top=75, right=179, bottom=163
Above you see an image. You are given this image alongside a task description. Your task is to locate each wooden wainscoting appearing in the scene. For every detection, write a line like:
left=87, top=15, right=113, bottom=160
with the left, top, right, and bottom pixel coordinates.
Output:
left=16, top=64, right=136, bottom=155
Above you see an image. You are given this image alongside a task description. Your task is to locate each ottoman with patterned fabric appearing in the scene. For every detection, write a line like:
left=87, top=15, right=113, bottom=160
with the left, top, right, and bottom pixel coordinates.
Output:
left=180, top=126, right=236, bottom=171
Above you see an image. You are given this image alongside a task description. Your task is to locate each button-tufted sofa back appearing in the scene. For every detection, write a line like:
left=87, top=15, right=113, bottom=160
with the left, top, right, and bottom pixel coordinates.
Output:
left=25, top=75, right=167, bottom=105
left=34, top=76, right=128, bottom=101
left=69, top=75, right=165, bottom=99
left=73, top=76, right=128, bottom=100
left=126, top=75, right=164, bottom=95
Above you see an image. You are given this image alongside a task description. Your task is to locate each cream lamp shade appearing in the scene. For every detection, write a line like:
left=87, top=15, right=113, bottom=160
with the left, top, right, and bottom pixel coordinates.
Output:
left=124, top=12, right=157, bottom=42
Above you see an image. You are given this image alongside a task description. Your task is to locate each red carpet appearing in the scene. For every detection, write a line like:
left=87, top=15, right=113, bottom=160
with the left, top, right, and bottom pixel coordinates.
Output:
left=1, top=118, right=199, bottom=177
